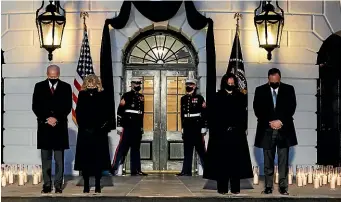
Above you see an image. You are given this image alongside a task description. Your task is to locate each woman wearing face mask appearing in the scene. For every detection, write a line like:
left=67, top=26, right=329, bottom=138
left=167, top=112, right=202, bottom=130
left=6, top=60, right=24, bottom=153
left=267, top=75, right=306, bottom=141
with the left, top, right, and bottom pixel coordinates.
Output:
left=204, top=73, right=253, bottom=195
left=74, top=74, right=111, bottom=193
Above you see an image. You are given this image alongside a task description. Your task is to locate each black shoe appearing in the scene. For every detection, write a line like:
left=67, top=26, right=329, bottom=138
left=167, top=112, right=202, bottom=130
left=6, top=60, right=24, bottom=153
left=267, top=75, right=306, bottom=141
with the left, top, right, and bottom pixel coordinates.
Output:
left=83, top=186, right=90, bottom=193
left=175, top=172, right=192, bottom=176
left=95, top=187, right=101, bottom=193
left=279, top=188, right=289, bottom=195
left=55, top=188, right=63, bottom=194
left=218, top=191, right=227, bottom=195
left=131, top=171, right=148, bottom=176
left=261, top=187, right=272, bottom=194
left=41, top=186, right=52, bottom=194
left=232, top=191, right=240, bottom=195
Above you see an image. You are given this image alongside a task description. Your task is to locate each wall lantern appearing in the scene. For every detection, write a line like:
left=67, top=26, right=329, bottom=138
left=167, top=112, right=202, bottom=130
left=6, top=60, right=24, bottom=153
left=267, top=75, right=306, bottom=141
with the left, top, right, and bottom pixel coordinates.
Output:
left=254, top=1, right=284, bottom=60
left=36, top=1, right=66, bottom=61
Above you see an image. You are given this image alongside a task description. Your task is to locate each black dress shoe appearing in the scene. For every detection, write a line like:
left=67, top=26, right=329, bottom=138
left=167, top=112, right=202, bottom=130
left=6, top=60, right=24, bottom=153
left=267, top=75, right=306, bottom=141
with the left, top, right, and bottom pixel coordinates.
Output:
left=131, top=171, right=148, bottom=176
left=41, top=187, right=52, bottom=194
left=279, top=188, right=289, bottom=195
left=261, top=187, right=272, bottom=194
left=55, top=188, right=63, bottom=194
left=95, top=187, right=101, bottom=193
left=83, top=186, right=90, bottom=193
left=175, top=172, right=192, bottom=176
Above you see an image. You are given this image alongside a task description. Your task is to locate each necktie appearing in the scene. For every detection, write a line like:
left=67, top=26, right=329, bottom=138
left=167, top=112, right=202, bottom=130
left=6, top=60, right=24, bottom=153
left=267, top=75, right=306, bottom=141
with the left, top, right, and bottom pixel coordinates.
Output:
left=51, top=87, right=55, bottom=95
left=272, top=89, right=277, bottom=108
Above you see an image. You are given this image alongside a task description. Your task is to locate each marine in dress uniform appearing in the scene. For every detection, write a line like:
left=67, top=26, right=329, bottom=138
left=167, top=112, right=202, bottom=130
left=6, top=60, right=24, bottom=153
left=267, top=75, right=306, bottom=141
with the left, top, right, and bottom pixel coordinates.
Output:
left=111, top=78, right=148, bottom=176
left=176, top=79, right=207, bottom=176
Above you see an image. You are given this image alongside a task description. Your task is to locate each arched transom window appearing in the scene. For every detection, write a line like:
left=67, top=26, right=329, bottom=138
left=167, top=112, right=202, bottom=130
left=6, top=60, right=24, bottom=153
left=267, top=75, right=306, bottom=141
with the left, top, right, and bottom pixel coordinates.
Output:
left=125, top=31, right=197, bottom=65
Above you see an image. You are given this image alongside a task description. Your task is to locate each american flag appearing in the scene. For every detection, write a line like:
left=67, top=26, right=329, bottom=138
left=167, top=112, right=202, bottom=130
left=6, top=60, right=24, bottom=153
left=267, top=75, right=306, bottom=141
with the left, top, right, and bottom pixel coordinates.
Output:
left=72, top=28, right=94, bottom=125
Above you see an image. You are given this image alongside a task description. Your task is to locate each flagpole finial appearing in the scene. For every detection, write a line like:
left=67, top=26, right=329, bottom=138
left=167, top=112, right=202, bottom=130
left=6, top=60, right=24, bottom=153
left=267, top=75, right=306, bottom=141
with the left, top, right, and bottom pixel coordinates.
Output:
left=234, top=13, right=242, bottom=35
left=80, top=12, right=89, bottom=31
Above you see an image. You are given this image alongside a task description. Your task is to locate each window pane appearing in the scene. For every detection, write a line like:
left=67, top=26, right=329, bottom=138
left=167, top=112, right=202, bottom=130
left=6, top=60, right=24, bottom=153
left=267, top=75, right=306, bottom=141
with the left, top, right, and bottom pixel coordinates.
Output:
left=167, top=95, right=177, bottom=113
left=129, top=56, right=143, bottom=63
left=178, top=113, right=182, bottom=131
left=145, top=36, right=156, bottom=48
left=143, top=77, right=154, bottom=94
left=167, top=114, right=177, bottom=131
left=167, top=77, right=177, bottom=94
left=136, top=40, right=150, bottom=53
left=131, top=47, right=145, bottom=58
left=144, top=95, right=153, bottom=113
left=164, top=36, right=176, bottom=49
left=177, top=95, right=182, bottom=113
left=177, top=77, right=186, bottom=95
left=156, top=35, right=166, bottom=49
left=171, top=40, right=184, bottom=53
left=144, top=113, right=154, bottom=131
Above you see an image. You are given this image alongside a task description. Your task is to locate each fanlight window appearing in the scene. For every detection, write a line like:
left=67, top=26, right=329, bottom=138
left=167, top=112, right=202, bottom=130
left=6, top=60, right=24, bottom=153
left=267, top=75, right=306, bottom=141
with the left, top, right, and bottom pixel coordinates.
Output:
left=127, top=33, right=194, bottom=64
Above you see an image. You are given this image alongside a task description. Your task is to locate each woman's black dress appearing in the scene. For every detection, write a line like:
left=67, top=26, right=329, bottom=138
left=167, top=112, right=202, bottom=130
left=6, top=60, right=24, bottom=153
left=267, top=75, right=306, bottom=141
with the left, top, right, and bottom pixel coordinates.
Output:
left=203, top=89, right=253, bottom=182
left=74, top=90, right=111, bottom=175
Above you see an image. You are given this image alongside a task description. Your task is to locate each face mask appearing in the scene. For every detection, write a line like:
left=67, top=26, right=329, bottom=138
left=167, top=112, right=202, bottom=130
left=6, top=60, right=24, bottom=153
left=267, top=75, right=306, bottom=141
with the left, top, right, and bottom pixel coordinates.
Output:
left=87, top=87, right=97, bottom=93
left=270, top=82, right=280, bottom=89
left=48, top=78, right=59, bottom=85
left=186, top=86, right=194, bottom=92
left=134, top=86, right=141, bottom=92
left=225, top=84, right=235, bottom=91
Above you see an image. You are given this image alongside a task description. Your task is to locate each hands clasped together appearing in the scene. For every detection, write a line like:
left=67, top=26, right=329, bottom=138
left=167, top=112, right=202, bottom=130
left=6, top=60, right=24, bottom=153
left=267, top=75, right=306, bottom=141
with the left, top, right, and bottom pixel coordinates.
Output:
left=269, top=120, right=283, bottom=130
left=46, top=117, right=58, bottom=127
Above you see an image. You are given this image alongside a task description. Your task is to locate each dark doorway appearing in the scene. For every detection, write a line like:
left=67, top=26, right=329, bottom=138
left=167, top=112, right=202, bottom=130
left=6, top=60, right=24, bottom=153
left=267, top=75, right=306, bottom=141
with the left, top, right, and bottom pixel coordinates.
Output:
left=316, top=32, right=341, bottom=166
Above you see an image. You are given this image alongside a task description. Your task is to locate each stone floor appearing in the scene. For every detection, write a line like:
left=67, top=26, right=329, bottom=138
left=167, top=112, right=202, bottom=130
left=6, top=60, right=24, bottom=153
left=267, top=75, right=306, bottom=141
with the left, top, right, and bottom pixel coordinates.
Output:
left=2, top=175, right=341, bottom=199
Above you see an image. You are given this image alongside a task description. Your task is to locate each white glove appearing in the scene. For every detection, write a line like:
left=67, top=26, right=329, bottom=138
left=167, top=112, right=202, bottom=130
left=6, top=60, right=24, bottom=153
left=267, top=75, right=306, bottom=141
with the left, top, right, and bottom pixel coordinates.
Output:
left=201, top=128, right=207, bottom=134
left=117, top=127, right=123, bottom=135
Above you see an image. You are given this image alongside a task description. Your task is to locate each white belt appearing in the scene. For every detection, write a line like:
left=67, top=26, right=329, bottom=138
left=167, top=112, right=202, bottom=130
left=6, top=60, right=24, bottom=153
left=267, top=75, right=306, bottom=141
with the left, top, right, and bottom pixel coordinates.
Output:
left=184, top=113, right=201, bottom=118
left=125, top=109, right=142, bottom=114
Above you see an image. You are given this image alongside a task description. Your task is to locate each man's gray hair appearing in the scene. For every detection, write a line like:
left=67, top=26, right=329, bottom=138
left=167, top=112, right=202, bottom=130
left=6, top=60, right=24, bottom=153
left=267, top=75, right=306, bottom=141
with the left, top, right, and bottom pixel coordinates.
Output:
left=47, top=65, right=60, bottom=73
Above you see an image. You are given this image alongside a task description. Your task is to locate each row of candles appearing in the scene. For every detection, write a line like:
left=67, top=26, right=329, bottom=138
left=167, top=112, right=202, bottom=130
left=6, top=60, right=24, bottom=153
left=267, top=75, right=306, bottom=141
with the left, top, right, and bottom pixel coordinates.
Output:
left=253, top=165, right=341, bottom=189
left=1, top=164, right=42, bottom=187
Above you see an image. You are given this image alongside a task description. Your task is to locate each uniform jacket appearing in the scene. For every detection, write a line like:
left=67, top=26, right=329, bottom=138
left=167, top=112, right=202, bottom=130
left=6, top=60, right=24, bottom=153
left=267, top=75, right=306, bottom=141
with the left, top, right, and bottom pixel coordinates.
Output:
left=32, top=79, right=72, bottom=150
left=180, top=92, right=207, bottom=129
left=253, top=82, right=298, bottom=149
left=117, top=90, right=144, bottom=129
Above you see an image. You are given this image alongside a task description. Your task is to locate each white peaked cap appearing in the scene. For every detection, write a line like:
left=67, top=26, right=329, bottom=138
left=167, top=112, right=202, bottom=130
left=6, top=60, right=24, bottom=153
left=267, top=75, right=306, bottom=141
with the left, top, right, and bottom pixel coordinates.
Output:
left=131, top=77, right=142, bottom=84
left=185, top=78, right=197, bottom=84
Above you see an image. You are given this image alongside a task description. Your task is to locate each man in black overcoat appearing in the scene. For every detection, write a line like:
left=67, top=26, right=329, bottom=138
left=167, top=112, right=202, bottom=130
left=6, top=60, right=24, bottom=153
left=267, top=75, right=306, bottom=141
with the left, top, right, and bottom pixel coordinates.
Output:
left=253, top=68, right=297, bottom=195
left=32, top=65, right=72, bottom=194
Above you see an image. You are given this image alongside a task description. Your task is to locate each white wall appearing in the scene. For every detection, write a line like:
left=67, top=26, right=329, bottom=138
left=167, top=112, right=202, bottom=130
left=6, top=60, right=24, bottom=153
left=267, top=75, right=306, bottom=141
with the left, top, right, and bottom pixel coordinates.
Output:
left=2, top=1, right=341, bottom=175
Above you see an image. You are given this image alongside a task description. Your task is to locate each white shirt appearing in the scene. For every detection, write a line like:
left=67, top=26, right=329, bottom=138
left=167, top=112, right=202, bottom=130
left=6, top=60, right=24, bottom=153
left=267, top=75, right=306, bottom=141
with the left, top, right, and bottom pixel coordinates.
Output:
left=49, top=81, right=58, bottom=90
left=270, top=87, right=278, bottom=95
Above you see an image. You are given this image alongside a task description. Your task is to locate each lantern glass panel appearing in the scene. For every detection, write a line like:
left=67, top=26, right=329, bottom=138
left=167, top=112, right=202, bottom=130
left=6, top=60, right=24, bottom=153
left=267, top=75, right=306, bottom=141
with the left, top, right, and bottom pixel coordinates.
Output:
left=266, top=21, right=279, bottom=46
left=40, top=12, right=64, bottom=47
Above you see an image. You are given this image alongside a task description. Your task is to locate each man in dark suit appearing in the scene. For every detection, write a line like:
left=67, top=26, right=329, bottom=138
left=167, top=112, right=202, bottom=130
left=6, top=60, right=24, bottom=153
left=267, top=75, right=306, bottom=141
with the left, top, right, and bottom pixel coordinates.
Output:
left=253, top=68, right=297, bottom=195
left=32, top=65, right=72, bottom=194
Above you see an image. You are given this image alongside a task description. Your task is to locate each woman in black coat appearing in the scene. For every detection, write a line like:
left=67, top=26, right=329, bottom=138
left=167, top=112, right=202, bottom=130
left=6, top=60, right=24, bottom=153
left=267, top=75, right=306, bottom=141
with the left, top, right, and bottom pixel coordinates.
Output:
left=203, top=73, right=253, bottom=195
left=74, top=74, right=111, bottom=193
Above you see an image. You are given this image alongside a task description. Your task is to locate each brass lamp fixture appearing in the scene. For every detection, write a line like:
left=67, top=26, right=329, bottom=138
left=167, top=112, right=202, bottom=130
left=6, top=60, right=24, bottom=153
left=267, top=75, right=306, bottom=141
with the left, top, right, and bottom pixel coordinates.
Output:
left=36, top=0, right=66, bottom=61
left=254, top=1, right=284, bottom=60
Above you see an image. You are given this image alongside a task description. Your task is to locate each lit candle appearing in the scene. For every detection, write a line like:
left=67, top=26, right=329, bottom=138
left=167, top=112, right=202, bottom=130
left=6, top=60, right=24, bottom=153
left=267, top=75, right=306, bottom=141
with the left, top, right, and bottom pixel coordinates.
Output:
left=323, top=174, right=328, bottom=185
left=8, top=170, right=13, bottom=184
left=337, top=175, right=341, bottom=186
left=288, top=173, right=293, bottom=185
left=328, top=173, right=332, bottom=183
left=314, top=177, right=319, bottom=189
left=303, top=174, right=307, bottom=186
left=319, top=175, right=323, bottom=186
left=253, top=173, right=259, bottom=185
left=33, top=174, right=38, bottom=185
left=297, top=174, right=303, bottom=187
left=308, top=173, right=313, bottom=184
left=1, top=174, right=6, bottom=187
left=18, top=171, right=24, bottom=186
left=330, top=175, right=336, bottom=190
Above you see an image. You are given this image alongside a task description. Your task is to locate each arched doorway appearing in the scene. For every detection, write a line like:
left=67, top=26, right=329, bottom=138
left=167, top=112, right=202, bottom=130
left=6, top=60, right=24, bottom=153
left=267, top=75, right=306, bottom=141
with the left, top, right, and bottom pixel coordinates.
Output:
left=123, top=30, right=199, bottom=172
left=316, top=31, right=341, bottom=166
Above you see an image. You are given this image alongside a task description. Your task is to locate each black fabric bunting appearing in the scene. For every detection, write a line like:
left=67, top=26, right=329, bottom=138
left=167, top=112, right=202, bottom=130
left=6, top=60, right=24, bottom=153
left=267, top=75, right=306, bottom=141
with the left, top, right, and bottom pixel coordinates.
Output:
left=100, top=0, right=216, bottom=132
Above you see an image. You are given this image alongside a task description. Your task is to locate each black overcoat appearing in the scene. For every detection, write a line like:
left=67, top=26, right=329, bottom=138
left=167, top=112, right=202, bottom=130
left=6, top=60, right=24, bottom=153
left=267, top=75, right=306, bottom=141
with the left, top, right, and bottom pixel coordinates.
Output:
left=253, top=83, right=298, bottom=149
left=74, top=90, right=111, bottom=175
left=32, top=79, right=72, bottom=150
left=203, top=79, right=253, bottom=181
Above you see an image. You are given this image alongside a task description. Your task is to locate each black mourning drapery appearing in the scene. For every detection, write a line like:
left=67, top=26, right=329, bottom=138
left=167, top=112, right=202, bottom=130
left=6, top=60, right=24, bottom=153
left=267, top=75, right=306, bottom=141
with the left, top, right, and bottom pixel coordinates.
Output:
left=100, top=0, right=216, bottom=131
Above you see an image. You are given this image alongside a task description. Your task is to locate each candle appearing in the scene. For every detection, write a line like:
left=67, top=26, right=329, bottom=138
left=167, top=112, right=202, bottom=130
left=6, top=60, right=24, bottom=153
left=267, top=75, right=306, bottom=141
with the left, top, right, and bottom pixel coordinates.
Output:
left=5, top=170, right=9, bottom=183
left=314, top=177, right=319, bottom=189
left=253, top=173, right=259, bottom=185
left=275, top=172, right=279, bottom=184
left=18, top=171, right=24, bottom=186
left=319, top=176, right=323, bottom=186
left=33, top=174, right=38, bottom=185
left=8, top=171, right=13, bottom=184
left=337, top=175, right=341, bottom=186
left=24, top=166, right=28, bottom=183
left=308, top=173, right=313, bottom=184
left=303, top=174, right=307, bottom=186
left=297, top=175, right=303, bottom=187
left=322, top=174, right=328, bottom=185
left=330, top=176, right=336, bottom=190
left=288, top=173, right=293, bottom=185
left=328, top=173, right=332, bottom=183
left=1, top=175, right=6, bottom=187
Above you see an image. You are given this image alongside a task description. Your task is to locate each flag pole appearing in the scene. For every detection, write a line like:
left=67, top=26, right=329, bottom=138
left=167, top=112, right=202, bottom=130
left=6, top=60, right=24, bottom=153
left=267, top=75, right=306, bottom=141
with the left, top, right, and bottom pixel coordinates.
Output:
left=80, top=12, right=89, bottom=31
left=234, top=13, right=242, bottom=72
